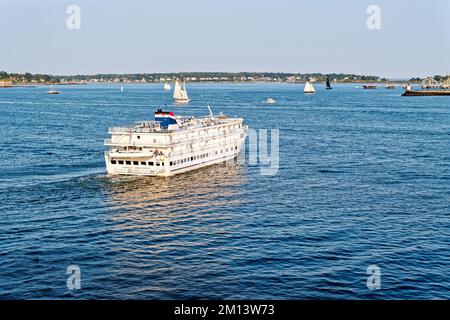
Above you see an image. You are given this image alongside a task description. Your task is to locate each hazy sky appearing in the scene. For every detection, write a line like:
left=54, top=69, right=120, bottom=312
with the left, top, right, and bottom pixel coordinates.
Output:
left=0, top=0, right=449, bottom=78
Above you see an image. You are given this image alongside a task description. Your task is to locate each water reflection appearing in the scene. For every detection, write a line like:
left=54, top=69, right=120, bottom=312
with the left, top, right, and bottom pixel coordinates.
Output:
left=99, top=161, right=248, bottom=299
left=103, top=161, right=247, bottom=228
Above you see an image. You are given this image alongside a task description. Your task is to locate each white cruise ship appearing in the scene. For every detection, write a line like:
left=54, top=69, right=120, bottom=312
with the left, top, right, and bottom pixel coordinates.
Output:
left=104, top=109, right=247, bottom=176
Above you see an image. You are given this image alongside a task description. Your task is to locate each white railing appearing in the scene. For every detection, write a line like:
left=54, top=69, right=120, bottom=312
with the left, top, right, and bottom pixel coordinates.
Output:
left=109, top=127, right=132, bottom=133
left=169, top=140, right=241, bottom=158
left=170, top=129, right=243, bottom=145
left=106, top=130, right=243, bottom=147
left=104, top=138, right=170, bottom=147
left=108, top=119, right=243, bottom=135
left=108, top=127, right=171, bottom=134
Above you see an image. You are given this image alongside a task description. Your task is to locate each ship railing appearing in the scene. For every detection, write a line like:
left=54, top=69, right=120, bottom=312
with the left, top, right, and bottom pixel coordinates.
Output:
left=170, top=129, right=243, bottom=145
left=108, top=119, right=243, bottom=135
left=104, top=138, right=171, bottom=147
left=105, top=129, right=244, bottom=147
left=108, top=127, right=171, bottom=134
left=169, top=140, right=241, bottom=158
left=109, top=127, right=133, bottom=133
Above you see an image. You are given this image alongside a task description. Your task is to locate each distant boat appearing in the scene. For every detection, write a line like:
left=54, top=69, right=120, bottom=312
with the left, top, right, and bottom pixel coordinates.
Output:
left=362, top=85, right=377, bottom=89
left=304, top=80, right=315, bottom=93
left=120, top=86, right=124, bottom=92
left=164, top=82, right=171, bottom=91
left=173, top=80, right=189, bottom=103
left=266, top=97, right=276, bottom=104
left=326, top=77, right=332, bottom=90
left=385, top=84, right=395, bottom=89
left=47, top=83, right=60, bottom=94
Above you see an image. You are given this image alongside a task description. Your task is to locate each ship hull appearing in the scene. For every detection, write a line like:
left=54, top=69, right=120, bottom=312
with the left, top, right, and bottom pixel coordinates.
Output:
left=173, top=99, right=190, bottom=103
left=105, top=139, right=245, bottom=177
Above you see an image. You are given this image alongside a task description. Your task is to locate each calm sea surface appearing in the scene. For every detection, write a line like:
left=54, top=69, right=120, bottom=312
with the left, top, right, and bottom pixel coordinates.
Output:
left=0, top=83, right=449, bottom=299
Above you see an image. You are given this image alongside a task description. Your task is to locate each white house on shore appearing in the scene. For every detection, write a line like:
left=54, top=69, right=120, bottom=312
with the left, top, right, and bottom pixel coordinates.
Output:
left=0, top=79, right=12, bottom=87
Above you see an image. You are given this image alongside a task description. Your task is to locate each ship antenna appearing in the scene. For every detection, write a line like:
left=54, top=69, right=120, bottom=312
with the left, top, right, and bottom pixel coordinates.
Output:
left=207, top=105, right=213, bottom=117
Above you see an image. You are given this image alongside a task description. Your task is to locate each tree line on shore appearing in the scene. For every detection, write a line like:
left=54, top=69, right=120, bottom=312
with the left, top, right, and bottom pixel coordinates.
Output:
left=1, top=70, right=445, bottom=84
left=1, top=71, right=386, bottom=83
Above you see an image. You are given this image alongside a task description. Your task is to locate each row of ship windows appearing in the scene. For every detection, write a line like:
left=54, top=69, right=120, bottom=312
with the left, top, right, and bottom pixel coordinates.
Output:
left=172, top=146, right=237, bottom=165
left=111, top=160, right=165, bottom=166
left=171, top=153, right=207, bottom=166
left=173, top=146, right=237, bottom=162
left=111, top=146, right=238, bottom=167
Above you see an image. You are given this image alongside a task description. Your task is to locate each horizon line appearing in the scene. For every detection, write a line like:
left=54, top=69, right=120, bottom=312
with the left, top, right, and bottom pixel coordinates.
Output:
left=3, top=70, right=443, bottom=80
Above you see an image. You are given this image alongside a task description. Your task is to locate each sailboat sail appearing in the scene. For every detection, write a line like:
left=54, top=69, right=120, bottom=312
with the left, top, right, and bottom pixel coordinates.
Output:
left=181, top=81, right=189, bottom=100
left=173, top=80, right=182, bottom=100
left=173, top=80, right=189, bottom=102
left=164, top=82, right=171, bottom=91
left=326, top=77, right=332, bottom=89
left=304, top=81, right=315, bottom=93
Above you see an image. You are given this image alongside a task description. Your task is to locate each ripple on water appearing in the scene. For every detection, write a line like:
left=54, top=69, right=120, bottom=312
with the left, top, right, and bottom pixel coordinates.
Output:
left=0, top=84, right=449, bottom=299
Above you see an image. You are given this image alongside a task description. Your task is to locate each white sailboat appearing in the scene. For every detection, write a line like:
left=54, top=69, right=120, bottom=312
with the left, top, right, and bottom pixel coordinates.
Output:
left=47, top=83, right=60, bottom=95
left=304, top=80, right=315, bottom=94
left=164, top=82, right=171, bottom=91
left=120, top=85, right=124, bottom=92
left=173, top=80, right=189, bottom=103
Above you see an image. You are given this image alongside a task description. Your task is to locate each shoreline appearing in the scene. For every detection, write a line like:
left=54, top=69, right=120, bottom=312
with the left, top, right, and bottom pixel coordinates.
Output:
left=1, top=80, right=424, bottom=87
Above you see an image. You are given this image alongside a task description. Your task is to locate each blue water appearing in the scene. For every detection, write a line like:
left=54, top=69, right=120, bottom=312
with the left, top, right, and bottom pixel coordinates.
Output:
left=0, top=83, right=449, bottom=299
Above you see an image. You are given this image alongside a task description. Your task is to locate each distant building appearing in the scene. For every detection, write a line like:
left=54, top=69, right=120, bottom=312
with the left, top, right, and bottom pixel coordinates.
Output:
left=421, top=77, right=439, bottom=89
left=441, top=76, right=450, bottom=89
left=0, top=79, right=12, bottom=87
